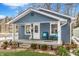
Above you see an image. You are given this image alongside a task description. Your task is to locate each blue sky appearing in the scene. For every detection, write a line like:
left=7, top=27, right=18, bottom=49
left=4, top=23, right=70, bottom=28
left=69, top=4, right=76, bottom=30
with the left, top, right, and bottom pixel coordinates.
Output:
left=0, top=3, right=79, bottom=19
left=0, top=3, right=29, bottom=19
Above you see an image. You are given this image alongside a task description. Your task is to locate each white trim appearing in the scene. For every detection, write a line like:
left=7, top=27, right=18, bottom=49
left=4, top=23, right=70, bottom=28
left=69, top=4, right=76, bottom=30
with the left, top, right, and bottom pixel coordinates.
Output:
left=50, top=21, right=62, bottom=44
left=7, top=9, right=32, bottom=24
left=16, top=21, right=58, bottom=25
left=70, top=21, right=74, bottom=44
left=61, top=21, right=67, bottom=27
left=50, top=22, right=58, bottom=35
left=7, top=8, right=67, bottom=24
left=33, top=23, right=40, bottom=39
left=70, top=22, right=72, bottom=44
left=39, top=8, right=75, bottom=20
left=32, top=9, right=67, bottom=21
left=58, top=21, right=62, bottom=44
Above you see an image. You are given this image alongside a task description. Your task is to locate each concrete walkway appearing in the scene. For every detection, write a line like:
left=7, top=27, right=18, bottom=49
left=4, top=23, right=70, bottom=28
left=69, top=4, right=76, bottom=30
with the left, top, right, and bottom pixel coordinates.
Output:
left=69, top=53, right=75, bottom=56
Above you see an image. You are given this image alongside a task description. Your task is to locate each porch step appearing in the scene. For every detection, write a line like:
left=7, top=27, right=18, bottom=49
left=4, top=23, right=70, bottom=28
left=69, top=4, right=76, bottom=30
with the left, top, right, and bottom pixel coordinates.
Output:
left=19, top=43, right=31, bottom=48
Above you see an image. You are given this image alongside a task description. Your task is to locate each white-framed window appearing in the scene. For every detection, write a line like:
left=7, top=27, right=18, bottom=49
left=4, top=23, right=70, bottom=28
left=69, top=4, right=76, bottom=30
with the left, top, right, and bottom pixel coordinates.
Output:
left=25, top=24, right=31, bottom=35
left=50, top=23, right=58, bottom=35
left=35, top=25, right=38, bottom=33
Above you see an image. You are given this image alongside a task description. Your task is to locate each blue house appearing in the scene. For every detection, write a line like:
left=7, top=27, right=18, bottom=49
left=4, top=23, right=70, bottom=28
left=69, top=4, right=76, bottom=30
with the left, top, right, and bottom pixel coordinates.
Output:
left=8, top=8, right=75, bottom=45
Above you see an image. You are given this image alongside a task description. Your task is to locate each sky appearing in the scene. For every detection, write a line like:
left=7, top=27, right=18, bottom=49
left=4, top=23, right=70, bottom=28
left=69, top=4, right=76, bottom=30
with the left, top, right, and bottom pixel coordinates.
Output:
left=0, top=3, right=29, bottom=19
left=0, top=3, right=79, bottom=19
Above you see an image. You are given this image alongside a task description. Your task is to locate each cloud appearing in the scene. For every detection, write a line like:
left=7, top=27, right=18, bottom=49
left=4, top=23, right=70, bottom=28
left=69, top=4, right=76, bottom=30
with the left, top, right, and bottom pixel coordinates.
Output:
left=0, top=15, right=6, bottom=19
left=3, top=3, right=27, bottom=7
left=3, top=3, right=29, bottom=9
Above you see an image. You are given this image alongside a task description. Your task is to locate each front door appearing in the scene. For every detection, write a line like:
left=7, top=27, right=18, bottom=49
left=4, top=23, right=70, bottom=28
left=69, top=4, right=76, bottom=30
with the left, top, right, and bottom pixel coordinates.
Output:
left=33, top=23, right=40, bottom=39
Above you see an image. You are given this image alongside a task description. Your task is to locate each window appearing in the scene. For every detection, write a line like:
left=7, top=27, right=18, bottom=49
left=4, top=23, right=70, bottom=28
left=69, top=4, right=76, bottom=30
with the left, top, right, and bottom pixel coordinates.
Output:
left=35, top=25, right=38, bottom=33
left=16, top=25, right=19, bottom=32
left=51, top=24, right=58, bottom=34
left=31, top=13, right=34, bottom=16
left=25, top=25, right=31, bottom=34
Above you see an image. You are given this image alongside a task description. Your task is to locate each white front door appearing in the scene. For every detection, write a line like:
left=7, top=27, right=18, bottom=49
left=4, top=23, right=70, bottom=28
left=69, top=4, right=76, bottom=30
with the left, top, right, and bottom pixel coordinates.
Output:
left=33, top=23, right=40, bottom=39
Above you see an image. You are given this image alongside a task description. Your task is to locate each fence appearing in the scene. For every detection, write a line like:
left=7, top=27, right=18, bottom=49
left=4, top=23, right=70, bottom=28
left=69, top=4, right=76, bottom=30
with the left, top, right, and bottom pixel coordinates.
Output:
left=0, top=33, right=18, bottom=40
left=73, top=27, right=79, bottom=38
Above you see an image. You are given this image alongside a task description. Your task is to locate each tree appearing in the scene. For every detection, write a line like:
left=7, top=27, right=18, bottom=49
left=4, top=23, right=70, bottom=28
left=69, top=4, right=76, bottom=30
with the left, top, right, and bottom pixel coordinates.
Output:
left=30, top=3, right=52, bottom=10
left=64, top=3, right=77, bottom=16
left=55, top=3, right=61, bottom=12
left=75, top=13, right=79, bottom=27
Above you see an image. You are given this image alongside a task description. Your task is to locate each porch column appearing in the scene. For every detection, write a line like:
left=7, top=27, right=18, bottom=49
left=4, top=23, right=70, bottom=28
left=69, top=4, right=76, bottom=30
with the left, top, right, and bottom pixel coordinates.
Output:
left=58, top=21, right=62, bottom=44
left=13, top=24, right=16, bottom=40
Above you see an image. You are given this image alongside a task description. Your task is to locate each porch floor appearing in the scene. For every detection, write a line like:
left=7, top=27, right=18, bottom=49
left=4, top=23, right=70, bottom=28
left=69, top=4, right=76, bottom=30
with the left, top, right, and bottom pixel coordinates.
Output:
left=17, top=39, right=61, bottom=46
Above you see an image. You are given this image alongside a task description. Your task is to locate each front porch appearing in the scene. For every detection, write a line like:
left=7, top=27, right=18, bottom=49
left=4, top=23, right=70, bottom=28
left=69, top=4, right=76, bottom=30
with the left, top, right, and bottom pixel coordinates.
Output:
left=16, top=39, right=61, bottom=46
left=13, top=21, right=62, bottom=44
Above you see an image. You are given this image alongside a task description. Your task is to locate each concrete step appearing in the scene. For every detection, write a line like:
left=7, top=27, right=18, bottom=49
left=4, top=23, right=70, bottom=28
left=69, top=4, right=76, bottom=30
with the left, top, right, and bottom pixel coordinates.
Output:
left=19, top=44, right=31, bottom=48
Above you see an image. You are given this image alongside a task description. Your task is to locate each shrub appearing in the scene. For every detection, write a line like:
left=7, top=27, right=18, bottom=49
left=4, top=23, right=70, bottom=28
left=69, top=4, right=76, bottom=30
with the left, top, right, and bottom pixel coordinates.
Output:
left=31, top=44, right=37, bottom=49
left=8, top=40, right=12, bottom=45
left=64, top=44, right=77, bottom=50
left=64, top=44, right=70, bottom=50
left=74, top=49, right=79, bottom=56
left=57, top=46, right=69, bottom=56
left=40, top=44, right=48, bottom=50
left=10, top=41, right=18, bottom=49
left=51, top=46, right=58, bottom=50
left=1, top=41, right=8, bottom=49
left=71, top=44, right=77, bottom=49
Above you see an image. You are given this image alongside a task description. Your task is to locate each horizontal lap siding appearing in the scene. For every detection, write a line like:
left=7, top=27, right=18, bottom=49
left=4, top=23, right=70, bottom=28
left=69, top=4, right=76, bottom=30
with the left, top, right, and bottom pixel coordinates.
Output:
left=40, top=23, right=50, bottom=39
left=18, top=25, right=30, bottom=39
left=61, top=23, right=70, bottom=44
left=14, top=11, right=57, bottom=24
left=15, top=11, right=57, bottom=40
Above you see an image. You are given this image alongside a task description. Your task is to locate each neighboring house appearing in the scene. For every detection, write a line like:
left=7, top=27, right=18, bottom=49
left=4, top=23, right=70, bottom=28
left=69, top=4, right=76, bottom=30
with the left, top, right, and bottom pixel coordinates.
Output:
left=0, top=17, right=18, bottom=40
left=73, top=27, right=79, bottom=38
left=0, top=17, right=18, bottom=33
left=7, top=8, right=75, bottom=44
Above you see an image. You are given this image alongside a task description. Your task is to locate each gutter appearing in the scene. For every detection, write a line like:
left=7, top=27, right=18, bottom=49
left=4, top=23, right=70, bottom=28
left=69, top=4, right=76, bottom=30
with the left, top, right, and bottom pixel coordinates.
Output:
left=61, top=20, right=67, bottom=27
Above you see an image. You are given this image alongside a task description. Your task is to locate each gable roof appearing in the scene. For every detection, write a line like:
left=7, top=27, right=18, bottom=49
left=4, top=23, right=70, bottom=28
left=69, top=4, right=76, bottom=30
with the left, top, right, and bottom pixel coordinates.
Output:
left=39, top=8, right=75, bottom=20
left=7, top=8, right=75, bottom=24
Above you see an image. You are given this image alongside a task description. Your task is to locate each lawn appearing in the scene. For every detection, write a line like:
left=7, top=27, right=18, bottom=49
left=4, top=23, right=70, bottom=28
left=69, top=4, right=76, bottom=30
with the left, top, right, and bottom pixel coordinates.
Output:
left=0, top=50, right=52, bottom=56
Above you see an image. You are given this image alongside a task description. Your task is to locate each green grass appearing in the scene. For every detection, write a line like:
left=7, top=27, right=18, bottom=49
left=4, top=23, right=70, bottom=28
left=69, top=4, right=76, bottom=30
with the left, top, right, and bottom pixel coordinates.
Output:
left=0, top=50, right=52, bottom=56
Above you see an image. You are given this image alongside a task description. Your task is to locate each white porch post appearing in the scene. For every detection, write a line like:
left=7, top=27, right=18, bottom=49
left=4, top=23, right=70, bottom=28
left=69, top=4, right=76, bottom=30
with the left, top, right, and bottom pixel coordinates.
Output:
left=58, top=21, right=62, bottom=44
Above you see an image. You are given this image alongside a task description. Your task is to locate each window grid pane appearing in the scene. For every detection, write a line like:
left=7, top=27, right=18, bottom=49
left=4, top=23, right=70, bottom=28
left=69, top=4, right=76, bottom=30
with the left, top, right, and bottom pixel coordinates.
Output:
left=51, top=24, right=58, bottom=33
left=26, top=25, right=30, bottom=33
left=35, top=25, right=38, bottom=33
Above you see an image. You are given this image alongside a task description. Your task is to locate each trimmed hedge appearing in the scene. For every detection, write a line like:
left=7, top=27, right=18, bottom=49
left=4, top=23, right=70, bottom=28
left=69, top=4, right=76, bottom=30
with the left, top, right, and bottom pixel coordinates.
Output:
left=31, top=44, right=37, bottom=49
left=40, top=44, right=48, bottom=50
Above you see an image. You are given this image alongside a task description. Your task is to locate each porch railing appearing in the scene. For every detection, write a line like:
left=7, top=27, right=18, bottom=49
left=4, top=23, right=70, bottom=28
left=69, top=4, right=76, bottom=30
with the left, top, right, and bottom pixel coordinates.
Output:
left=0, top=33, right=18, bottom=40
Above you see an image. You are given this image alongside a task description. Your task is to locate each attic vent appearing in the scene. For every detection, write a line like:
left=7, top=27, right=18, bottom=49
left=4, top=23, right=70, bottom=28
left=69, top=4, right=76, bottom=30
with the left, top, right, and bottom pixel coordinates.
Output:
left=31, top=13, right=34, bottom=16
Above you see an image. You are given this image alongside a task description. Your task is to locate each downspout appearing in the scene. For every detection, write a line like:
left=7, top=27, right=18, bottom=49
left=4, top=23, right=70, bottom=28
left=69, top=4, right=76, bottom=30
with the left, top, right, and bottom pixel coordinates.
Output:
left=70, top=19, right=75, bottom=44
